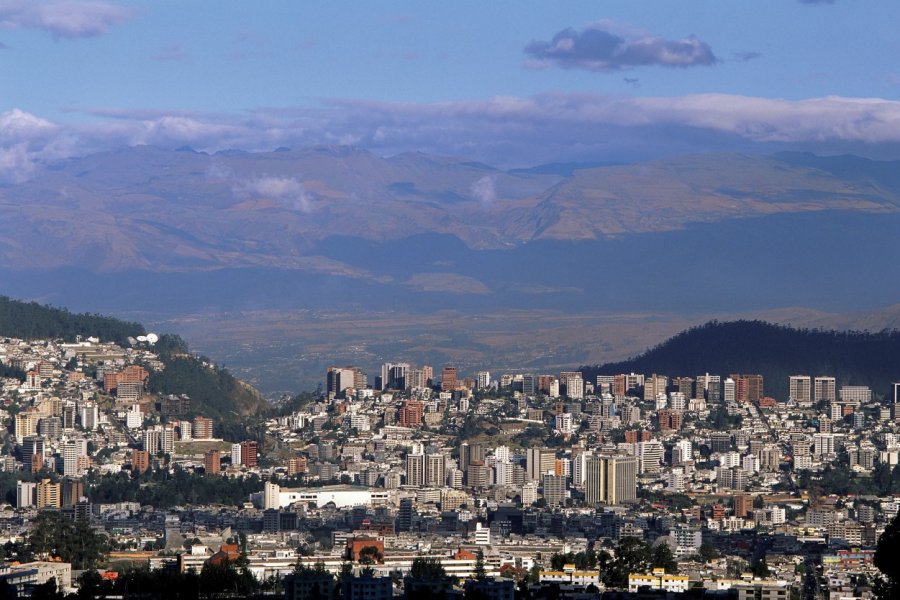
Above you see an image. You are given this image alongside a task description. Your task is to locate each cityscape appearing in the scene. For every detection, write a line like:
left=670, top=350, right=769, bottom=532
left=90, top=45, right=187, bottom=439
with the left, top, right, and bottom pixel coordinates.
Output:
left=3, top=1, right=900, bottom=599
left=2, top=317, right=900, bottom=599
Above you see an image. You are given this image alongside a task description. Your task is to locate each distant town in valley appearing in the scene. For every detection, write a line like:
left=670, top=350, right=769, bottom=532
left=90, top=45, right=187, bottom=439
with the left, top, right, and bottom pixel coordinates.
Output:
left=3, top=300, right=900, bottom=600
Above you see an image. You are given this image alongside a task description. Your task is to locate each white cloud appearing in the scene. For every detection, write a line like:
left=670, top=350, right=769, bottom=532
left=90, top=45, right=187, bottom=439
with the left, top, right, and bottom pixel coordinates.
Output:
left=470, top=176, right=496, bottom=205
left=7, top=93, right=900, bottom=183
left=0, top=1, right=134, bottom=39
left=235, top=175, right=314, bottom=212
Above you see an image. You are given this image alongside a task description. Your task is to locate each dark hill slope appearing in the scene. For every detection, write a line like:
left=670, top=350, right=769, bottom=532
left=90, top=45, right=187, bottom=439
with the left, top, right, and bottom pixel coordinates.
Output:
left=0, top=295, right=144, bottom=344
left=581, top=320, right=900, bottom=400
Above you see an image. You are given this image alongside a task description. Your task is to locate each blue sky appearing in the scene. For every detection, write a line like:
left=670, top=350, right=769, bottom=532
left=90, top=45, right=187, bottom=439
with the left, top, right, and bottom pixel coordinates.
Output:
left=2, top=0, right=900, bottom=177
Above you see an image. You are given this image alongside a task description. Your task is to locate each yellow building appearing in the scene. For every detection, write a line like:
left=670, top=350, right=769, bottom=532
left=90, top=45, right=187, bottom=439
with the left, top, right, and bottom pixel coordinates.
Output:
left=628, top=568, right=690, bottom=593
left=36, top=479, right=61, bottom=509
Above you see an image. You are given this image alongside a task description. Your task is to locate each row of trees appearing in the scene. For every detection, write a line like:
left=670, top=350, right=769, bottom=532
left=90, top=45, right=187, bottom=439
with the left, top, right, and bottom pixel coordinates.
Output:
left=86, top=468, right=266, bottom=508
left=548, top=537, right=677, bottom=589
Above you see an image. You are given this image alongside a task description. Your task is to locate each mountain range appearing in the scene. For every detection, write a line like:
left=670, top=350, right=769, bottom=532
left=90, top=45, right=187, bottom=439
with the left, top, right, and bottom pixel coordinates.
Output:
left=2, top=146, right=900, bottom=392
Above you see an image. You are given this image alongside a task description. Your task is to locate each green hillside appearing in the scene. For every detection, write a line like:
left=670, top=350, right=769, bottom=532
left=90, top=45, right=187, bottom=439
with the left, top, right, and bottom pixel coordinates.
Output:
left=581, top=320, right=900, bottom=400
left=0, top=295, right=144, bottom=344
left=146, top=334, right=268, bottom=423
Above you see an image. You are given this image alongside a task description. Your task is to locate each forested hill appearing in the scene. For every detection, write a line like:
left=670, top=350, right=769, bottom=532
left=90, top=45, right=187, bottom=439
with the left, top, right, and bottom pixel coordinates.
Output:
left=0, top=295, right=144, bottom=345
left=146, top=334, right=268, bottom=423
left=581, top=320, right=900, bottom=401
left=0, top=295, right=266, bottom=422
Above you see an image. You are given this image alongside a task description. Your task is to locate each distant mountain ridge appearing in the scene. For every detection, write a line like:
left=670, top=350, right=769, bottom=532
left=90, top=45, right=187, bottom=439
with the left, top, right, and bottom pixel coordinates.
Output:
left=581, top=320, right=900, bottom=401
left=2, top=147, right=899, bottom=274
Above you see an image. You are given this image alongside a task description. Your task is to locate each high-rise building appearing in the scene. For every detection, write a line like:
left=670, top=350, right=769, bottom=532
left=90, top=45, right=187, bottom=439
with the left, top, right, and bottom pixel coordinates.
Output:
left=78, top=402, right=99, bottom=430
left=814, top=376, right=837, bottom=404
left=142, top=428, right=160, bottom=454
left=16, top=481, right=36, bottom=508
left=204, top=450, right=221, bottom=475
left=542, top=473, right=566, bottom=507
left=723, top=378, right=736, bottom=402
left=36, top=479, right=60, bottom=509
left=381, top=362, right=411, bottom=391
left=193, top=416, right=214, bottom=439
left=789, top=376, right=811, bottom=404
left=644, top=374, right=669, bottom=401
left=425, top=453, right=445, bottom=488
left=476, top=371, right=491, bottom=390
left=406, top=453, right=425, bottom=487
left=397, top=497, right=414, bottom=532
left=840, top=386, right=872, bottom=403
left=731, top=374, right=764, bottom=402
left=20, top=435, right=45, bottom=473
left=62, top=440, right=79, bottom=478
left=441, top=367, right=458, bottom=392
left=61, top=478, right=84, bottom=507
left=585, top=455, right=637, bottom=505
left=526, top=448, right=556, bottom=481
left=240, top=440, right=258, bottom=467
left=231, top=443, right=242, bottom=466
left=131, top=449, right=150, bottom=474
left=399, top=399, right=424, bottom=428
left=326, top=366, right=364, bottom=398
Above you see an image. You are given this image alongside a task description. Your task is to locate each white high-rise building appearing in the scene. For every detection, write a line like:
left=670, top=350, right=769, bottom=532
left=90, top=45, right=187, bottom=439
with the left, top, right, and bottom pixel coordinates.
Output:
left=638, top=441, right=665, bottom=474
left=231, top=443, right=242, bottom=466
left=264, top=482, right=280, bottom=509
left=673, top=440, right=693, bottom=465
left=79, top=402, right=99, bottom=430
left=62, top=440, right=79, bottom=477
left=476, top=371, right=491, bottom=389
left=126, top=405, right=143, bottom=429
left=724, top=378, right=736, bottom=402
left=16, top=481, right=36, bottom=508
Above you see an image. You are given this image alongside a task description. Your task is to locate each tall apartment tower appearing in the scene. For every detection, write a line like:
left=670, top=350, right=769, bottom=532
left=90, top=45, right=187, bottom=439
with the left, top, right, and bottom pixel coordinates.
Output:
left=584, top=455, right=637, bottom=505
left=406, top=454, right=425, bottom=487
left=815, top=377, right=837, bottom=404
left=789, top=376, right=811, bottom=404
left=441, top=367, right=458, bottom=392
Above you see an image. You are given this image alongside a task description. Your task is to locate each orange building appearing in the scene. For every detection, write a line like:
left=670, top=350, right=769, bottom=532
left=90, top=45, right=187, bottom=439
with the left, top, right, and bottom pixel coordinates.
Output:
left=441, top=367, right=458, bottom=392
left=399, top=399, right=424, bottom=428
left=240, top=441, right=258, bottom=467
left=131, top=449, right=151, bottom=474
left=347, top=538, right=384, bottom=562
left=193, top=416, right=214, bottom=439
left=204, top=450, right=221, bottom=475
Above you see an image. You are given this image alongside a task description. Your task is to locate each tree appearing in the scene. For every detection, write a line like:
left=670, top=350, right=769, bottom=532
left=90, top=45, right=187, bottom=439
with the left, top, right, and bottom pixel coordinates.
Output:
left=358, top=545, right=383, bottom=565
left=409, top=556, right=447, bottom=579
left=27, top=512, right=108, bottom=570
left=474, top=550, right=487, bottom=580
left=751, top=558, right=771, bottom=578
left=699, top=541, right=719, bottom=563
left=875, top=510, right=900, bottom=600
left=652, top=543, right=678, bottom=574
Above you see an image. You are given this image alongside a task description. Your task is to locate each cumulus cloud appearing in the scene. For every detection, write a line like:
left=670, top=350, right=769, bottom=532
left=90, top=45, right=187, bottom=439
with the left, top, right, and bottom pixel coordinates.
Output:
left=470, top=176, right=496, bottom=205
left=234, top=175, right=314, bottom=212
left=525, top=22, right=717, bottom=71
left=0, top=108, right=59, bottom=183
left=0, top=1, right=134, bottom=39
